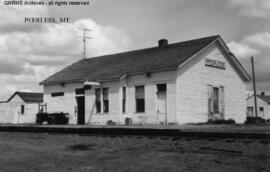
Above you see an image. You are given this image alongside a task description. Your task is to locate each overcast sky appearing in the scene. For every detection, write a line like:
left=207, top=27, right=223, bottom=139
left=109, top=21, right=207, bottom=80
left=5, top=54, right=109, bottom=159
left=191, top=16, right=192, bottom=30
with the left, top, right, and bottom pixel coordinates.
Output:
left=0, top=0, right=270, bottom=100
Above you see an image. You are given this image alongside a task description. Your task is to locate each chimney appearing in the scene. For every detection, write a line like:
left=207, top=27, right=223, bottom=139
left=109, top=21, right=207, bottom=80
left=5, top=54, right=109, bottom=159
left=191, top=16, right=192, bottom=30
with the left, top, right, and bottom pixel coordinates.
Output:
left=158, top=39, right=168, bottom=47
left=261, top=92, right=265, bottom=96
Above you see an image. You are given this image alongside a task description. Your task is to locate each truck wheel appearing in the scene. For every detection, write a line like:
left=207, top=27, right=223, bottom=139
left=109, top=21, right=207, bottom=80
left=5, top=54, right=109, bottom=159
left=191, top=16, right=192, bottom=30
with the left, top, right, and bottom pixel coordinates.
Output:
left=47, top=118, right=52, bottom=125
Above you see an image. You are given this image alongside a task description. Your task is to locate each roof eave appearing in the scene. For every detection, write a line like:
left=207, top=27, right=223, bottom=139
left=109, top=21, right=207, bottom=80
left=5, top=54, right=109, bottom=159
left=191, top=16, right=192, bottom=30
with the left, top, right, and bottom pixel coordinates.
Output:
left=40, top=79, right=86, bottom=86
left=42, top=67, right=179, bottom=86
left=216, top=37, right=251, bottom=82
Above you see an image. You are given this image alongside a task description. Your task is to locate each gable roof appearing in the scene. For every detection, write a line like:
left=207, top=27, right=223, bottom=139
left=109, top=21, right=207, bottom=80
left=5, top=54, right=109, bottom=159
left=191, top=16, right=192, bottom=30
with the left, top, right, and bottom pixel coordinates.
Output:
left=257, top=95, right=270, bottom=104
left=246, top=94, right=270, bottom=104
left=7, top=92, right=43, bottom=103
left=40, top=35, right=250, bottom=85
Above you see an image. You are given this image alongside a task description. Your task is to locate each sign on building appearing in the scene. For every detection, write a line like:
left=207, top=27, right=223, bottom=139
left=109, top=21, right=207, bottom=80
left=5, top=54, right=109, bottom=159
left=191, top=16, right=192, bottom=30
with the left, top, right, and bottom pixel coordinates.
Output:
left=205, top=58, right=225, bottom=70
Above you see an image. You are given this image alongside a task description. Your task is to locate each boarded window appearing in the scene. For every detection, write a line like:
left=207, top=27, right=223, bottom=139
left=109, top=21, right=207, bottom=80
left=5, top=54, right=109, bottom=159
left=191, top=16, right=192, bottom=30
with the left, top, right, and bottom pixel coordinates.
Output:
left=208, top=85, right=213, bottom=116
left=95, top=88, right=101, bottom=113
left=122, top=87, right=126, bottom=113
left=213, top=87, right=219, bottom=113
left=21, top=105, right=24, bottom=115
left=51, top=92, right=64, bottom=97
left=208, top=85, right=224, bottom=119
left=219, top=86, right=225, bottom=117
left=103, top=88, right=109, bottom=113
left=135, top=86, right=145, bottom=113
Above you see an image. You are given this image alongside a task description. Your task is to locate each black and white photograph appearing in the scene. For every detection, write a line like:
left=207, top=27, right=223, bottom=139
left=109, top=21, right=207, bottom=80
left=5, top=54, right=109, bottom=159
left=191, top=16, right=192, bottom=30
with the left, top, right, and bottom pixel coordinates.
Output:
left=0, top=0, right=270, bottom=171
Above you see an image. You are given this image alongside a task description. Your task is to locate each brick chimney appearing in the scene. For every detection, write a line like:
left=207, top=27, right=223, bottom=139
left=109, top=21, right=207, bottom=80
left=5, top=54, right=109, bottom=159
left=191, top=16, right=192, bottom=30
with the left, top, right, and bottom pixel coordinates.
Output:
left=158, top=39, right=168, bottom=47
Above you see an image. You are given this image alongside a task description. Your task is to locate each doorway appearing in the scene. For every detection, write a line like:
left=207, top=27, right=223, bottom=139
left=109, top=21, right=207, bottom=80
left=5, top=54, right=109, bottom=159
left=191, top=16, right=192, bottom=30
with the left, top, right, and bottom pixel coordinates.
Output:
left=156, top=84, right=167, bottom=124
left=76, top=96, right=85, bottom=124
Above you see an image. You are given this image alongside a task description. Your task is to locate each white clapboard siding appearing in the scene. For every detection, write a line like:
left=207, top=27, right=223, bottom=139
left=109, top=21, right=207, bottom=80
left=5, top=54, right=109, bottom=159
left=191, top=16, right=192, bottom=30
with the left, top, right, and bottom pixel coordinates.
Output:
left=122, top=70, right=177, bottom=124
left=84, top=70, right=177, bottom=125
left=246, top=95, right=270, bottom=120
left=87, top=81, right=121, bottom=125
left=0, top=95, right=39, bottom=124
left=44, top=83, right=83, bottom=124
left=176, top=42, right=246, bottom=124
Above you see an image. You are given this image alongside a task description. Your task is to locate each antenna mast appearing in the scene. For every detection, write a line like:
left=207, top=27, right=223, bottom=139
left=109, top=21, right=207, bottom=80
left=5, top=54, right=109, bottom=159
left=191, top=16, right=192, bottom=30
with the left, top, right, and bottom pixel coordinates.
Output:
left=78, top=28, right=91, bottom=59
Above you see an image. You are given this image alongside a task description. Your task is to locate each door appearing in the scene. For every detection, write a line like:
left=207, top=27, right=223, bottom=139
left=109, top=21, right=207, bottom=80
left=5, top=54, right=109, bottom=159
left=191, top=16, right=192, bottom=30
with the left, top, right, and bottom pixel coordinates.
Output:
left=76, top=96, right=85, bottom=124
left=247, top=107, right=254, bottom=117
left=157, top=92, right=167, bottom=124
left=156, top=84, right=167, bottom=124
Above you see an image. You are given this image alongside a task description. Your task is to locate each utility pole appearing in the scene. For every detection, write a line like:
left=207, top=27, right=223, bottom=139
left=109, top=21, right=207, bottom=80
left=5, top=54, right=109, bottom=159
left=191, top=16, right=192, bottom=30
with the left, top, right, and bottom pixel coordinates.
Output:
left=78, top=28, right=91, bottom=59
left=251, top=56, right=258, bottom=117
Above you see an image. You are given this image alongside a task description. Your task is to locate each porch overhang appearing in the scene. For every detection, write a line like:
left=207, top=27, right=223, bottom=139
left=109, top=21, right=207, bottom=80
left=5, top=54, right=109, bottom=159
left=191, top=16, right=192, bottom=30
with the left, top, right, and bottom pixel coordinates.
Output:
left=84, top=81, right=101, bottom=86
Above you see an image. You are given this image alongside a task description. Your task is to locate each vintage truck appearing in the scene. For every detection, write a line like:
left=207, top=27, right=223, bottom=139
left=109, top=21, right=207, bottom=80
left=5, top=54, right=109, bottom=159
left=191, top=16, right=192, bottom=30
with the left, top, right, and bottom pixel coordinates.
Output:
left=36, top=104, right=69, bottom=124
left=36, top=112, right=69, bottom=124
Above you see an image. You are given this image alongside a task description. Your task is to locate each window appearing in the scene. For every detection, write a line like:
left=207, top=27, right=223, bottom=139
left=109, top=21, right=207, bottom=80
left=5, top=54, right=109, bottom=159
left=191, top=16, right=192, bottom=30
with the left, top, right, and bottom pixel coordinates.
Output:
left=103, top=88, right=109, bottom=113
left=135, top=86, right=145, bottom=113
left=259, top=107, right=264, bottom=117
left=208, top=85, right=224, bottom=116
left=213, top=87, right=219, bottom=113
left=51, top=92, right=64, bottom=97
left=95, top=88, right=101, bottom=113
left=75, top=88, right=85, bottom=95
left=21, top=105, right=24, bottom=115
left=95, top=88, right=109, bottom=113
left=157, top=84, right=167, bottom=92
left=122, top=87, right=126, bottom=113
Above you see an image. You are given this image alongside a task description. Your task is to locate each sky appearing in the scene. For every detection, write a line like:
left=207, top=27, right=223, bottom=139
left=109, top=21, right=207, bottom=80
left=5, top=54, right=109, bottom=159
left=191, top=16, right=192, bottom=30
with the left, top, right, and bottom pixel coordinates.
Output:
left=0, top=0, right=270, bottom=100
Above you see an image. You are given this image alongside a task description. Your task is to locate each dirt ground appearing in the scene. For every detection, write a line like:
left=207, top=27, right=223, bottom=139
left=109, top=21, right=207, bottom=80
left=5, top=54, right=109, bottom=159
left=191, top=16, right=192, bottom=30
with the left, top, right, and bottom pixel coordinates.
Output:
left=0, top=132, right=269, bottom=172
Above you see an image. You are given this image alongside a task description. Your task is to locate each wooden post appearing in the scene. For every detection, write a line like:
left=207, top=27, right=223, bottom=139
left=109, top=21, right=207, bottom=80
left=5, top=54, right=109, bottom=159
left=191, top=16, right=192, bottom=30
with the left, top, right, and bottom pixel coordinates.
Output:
left=165, top=93, right=167, bottom=125
left=251, top=57, right=258, bottom=117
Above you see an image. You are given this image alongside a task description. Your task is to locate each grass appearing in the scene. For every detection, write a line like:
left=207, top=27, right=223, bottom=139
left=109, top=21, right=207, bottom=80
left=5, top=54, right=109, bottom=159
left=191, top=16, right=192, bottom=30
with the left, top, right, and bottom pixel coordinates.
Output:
left=0, top=132, right=269, bottom=172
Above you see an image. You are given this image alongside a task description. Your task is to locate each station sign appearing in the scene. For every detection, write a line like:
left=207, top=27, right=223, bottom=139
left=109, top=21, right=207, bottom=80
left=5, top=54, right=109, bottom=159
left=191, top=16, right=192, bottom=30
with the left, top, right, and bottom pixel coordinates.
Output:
left=205, top=58, right=225, bottom=70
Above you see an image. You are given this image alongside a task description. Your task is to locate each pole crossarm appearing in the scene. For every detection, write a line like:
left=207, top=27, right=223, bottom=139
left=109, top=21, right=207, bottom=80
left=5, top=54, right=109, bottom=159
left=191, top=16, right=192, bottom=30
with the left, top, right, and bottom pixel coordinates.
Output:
left=78, top=28, right=92, bottom=59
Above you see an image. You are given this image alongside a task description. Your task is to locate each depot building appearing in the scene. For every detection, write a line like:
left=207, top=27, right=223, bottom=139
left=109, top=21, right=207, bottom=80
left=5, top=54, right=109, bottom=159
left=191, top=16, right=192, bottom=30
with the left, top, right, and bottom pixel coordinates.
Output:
left=40, top=35, right=250, bottom=125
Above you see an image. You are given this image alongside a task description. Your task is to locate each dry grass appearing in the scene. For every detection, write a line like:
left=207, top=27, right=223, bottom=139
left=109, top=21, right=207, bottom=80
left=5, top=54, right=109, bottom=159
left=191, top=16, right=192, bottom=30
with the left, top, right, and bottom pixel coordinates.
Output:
left=0, top=132, right=269, bottom=172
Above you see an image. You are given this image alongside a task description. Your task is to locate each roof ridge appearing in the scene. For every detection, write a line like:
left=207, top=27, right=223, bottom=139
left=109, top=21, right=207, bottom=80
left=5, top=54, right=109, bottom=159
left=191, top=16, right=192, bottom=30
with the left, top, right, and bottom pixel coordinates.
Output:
left=84, top=35, right=220, bottom=61
left=16, top=91, right=42, bottom=94
left=255, top=94, right=270, bottom=104
left=6, top=91, right=43, bottom=103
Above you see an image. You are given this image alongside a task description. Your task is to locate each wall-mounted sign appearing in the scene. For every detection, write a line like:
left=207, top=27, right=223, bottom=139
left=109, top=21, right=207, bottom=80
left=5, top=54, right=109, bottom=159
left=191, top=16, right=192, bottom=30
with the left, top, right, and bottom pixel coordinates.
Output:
left=205, top=58, right=225, bottom=70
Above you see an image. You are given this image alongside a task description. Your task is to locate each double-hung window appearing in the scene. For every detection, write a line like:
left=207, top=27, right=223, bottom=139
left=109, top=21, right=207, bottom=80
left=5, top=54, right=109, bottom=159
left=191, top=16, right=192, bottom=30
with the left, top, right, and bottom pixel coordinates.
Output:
left=95, top=88, right=109, bottom=113
left=135, top=86, right=145, bottom=113
left=213, top=87, right=219, bottom=113
left=103, top=88, right=109, bottom=113
left=122, top=87, right=126, bottom=113
left=95, top=88, right=101, bottom=113
left=21, top=105, right=25, bottom=115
